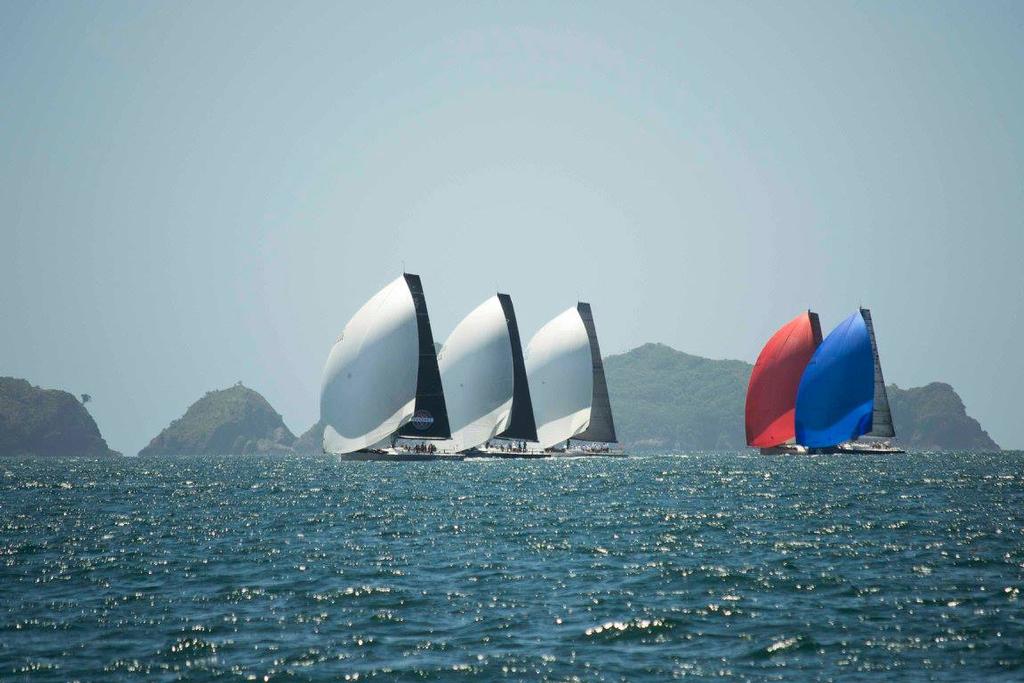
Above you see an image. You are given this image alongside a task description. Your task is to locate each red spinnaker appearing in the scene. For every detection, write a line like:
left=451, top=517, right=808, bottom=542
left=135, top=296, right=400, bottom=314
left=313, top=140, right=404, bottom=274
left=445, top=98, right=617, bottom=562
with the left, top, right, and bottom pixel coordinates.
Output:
left=745, top=312, right=822, bottom=447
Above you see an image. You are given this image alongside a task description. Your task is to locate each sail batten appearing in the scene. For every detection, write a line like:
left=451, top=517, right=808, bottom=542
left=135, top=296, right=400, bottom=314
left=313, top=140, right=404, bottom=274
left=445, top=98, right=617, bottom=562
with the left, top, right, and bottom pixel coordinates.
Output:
left=860, top=308, right=896, bottom=438
left=572, top=302, right=617, bottom=444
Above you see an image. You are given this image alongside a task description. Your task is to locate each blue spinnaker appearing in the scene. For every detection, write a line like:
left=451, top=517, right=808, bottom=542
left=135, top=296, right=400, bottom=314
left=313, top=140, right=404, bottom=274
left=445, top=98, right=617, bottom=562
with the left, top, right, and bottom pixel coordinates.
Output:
left=795, top=311, right=874, bottom=447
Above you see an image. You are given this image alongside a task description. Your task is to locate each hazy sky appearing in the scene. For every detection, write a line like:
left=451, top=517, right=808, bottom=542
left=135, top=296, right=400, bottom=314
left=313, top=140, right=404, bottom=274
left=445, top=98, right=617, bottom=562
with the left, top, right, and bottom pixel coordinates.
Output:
left=3, top=1, right=1022, bottom=454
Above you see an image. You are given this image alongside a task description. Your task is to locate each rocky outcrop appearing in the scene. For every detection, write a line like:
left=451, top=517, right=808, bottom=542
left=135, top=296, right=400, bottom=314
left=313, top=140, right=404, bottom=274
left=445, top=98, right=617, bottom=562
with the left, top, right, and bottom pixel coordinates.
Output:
left=139, top=384, right=296, bottom=456
left=293, top=420, right=324, bottom=454
left=0, top=377, right=119, bottom=457
left=887, top=383, right=999, bottom=451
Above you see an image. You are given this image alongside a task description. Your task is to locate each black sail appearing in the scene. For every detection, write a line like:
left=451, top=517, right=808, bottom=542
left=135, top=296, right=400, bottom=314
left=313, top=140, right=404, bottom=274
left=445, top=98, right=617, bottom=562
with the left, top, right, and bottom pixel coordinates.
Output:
left=572, top=302, right=617, bottom=443
left=494, top=293, right=538, bottom=442
left=396, top=274, right=451, bottom=439
left=860, top=308, right=896, bottom=438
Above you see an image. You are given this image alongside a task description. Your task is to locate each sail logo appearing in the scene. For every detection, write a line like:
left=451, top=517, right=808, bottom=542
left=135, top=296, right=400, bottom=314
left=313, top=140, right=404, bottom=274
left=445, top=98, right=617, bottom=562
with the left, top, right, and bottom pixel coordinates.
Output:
left=410, top=410, right=434, bottom=430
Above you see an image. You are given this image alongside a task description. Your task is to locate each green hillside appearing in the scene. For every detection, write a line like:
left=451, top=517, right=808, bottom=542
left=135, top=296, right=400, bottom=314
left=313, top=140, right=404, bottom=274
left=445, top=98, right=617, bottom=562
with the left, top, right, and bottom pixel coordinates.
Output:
left=0, top=377, right=118, bottom=457
left=139, top=384, right=296, bottom=456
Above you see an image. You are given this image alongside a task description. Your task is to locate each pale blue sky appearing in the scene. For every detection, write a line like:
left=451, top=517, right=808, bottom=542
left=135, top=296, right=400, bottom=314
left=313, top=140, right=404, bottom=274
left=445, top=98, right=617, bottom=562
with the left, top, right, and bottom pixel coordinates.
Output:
left=2, top=1, right=1022, bottom=453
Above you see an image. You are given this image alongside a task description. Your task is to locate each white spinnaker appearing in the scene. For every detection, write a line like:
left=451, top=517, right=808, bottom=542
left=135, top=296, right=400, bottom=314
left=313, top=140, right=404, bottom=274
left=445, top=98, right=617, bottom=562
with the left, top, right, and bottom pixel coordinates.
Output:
left=525, top=307, right=593, bottom=448
left=437, top=296, right=515, bottom=452
left=320, top=276, right=419, bottom=454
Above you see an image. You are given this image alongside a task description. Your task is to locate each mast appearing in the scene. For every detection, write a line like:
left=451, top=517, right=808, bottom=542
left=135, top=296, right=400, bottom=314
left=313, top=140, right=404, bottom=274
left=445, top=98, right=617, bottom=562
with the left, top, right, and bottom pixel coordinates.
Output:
left=859, top=308, right=895, bottom=438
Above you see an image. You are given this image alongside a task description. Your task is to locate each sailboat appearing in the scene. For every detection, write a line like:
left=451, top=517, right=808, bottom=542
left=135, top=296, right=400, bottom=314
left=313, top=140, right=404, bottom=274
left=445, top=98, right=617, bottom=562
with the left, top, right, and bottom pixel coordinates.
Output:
left=435, top=293, right=540, bottom=457
left=747, top=308, right=903, bottom=455
left=525, top=302, right=621, bottom=456
left=745, top=311, right=822, bottom=455
left=795, top=308, right=903, bottom=454
left=319, top=274, right=457, bottom=461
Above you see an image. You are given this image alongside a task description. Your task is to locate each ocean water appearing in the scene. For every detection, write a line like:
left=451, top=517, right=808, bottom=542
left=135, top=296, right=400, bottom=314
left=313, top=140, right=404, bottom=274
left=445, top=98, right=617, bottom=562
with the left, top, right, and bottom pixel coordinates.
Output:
left=1, top=453, right=1022, bottom=681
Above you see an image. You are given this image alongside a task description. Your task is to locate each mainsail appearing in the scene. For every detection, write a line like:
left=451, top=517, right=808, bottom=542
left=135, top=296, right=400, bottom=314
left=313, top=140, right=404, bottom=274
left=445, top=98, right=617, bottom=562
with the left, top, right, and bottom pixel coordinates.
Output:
left=572, top=302, right=617, bottom=443
left=745, top=311, right=822, bottom=447
left=524, top=307, right=593, bottom=449
left=794, top=311, right=875, bottom=448
left=320, top=273, right=450, bottom=454
left=860, top=308, right=896, bottom=438
left=437, top=295, right=516, bottom=451
left=493, top=293, right=537, bottom=442
left=395, top=274, right=451, bottom=440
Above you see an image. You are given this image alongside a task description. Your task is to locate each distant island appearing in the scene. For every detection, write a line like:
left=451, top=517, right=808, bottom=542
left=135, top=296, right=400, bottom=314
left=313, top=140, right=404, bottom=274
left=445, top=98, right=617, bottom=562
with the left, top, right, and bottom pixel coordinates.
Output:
left=0, top=377, right=119, bottom=457
left=604, top=343, right=1000, bottom=452
left=138, top=384, right=297, bottom=456
left=0, top=343, right=1002, bottom=456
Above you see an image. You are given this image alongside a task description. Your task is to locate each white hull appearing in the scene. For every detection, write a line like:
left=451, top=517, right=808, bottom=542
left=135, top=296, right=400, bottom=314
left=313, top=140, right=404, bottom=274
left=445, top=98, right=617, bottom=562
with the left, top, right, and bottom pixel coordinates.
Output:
left=759, top=442, right=904, bottom=455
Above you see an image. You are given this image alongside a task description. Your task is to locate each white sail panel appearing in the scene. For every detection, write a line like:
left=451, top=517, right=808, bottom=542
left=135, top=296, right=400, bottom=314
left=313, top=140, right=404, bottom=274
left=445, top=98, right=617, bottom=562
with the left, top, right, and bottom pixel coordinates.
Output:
left=525, top=307, right=593, bottom=448
left=437, top=295, right=515, bottom=452
left=320, top=276, right=419, bottom=454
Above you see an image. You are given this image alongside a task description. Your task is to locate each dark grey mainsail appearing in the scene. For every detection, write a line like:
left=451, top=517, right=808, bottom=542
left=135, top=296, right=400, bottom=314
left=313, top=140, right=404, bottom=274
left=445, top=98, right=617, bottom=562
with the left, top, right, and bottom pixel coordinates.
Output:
left=572, top=302, right=617, bottom=443
left=860, top=308, right=895, bottom=438
left=494, top=293, right=538, bottom=442
left=396, top=274, right=452, bottom=440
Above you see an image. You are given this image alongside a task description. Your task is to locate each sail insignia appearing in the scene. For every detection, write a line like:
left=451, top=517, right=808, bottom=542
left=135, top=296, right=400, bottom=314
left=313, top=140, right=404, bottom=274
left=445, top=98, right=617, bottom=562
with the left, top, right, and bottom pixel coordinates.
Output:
left=572, top=302, right=617, bottom=443
left=396, top=274, right=451, bottom=440
left=494, top=293, right=538, bottom=442
left=860, top=308, right=896, bottom=438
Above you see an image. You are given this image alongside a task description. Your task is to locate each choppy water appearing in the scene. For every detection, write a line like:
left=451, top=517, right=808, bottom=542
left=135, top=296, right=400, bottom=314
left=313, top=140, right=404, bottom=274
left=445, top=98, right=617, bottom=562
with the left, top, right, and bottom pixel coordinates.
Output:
left=1, top=453, right=1023, bottom=681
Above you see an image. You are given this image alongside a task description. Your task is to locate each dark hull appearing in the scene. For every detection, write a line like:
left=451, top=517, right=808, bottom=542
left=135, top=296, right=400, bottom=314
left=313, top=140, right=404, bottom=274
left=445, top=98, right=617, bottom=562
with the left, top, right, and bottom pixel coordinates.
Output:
left=554, top=450, right=628, bottom=458
left=335, top=451, right=464, bottom=462
left=759, top=445, right=807, bottom=455
left=812, top=444, right=905, bottom=455
left=462, top=448, right=628, bottom=459
left=463, top=449, right=551, bottom=459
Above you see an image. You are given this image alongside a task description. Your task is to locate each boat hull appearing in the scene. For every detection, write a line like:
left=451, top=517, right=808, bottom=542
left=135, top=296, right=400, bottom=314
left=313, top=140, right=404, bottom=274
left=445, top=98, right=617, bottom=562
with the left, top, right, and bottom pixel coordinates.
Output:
left=461, top=447, right=627, bottom=459
left=759, top=444, right=905, bottom=455
left=818, top=443, right=905, bottom=454
left=759, top=445, right=808, bottom=455
left=553, top=449, right=627, bottom=458
left=333, top=450, right=464, bottom=462
left=463, top=448, right=550, bottom=459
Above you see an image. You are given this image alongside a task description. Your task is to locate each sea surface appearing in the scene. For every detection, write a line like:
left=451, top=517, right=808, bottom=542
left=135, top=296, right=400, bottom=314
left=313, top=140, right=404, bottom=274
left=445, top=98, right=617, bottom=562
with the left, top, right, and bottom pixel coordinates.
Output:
left=1, top=452, right=1022, bottom=681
